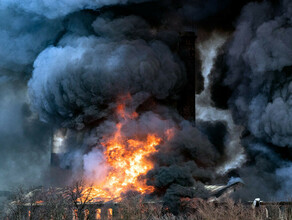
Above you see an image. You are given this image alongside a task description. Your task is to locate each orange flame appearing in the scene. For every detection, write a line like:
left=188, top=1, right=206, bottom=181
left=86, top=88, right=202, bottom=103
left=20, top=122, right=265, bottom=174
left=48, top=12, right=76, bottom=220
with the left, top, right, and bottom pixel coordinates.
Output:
left=82, top=94, right=162, bottom=202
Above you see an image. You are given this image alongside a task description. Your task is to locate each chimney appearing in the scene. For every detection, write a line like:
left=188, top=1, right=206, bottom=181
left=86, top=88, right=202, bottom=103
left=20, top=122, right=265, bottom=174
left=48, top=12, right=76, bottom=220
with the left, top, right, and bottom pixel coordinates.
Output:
left=177, top=31, right=197, bottom=123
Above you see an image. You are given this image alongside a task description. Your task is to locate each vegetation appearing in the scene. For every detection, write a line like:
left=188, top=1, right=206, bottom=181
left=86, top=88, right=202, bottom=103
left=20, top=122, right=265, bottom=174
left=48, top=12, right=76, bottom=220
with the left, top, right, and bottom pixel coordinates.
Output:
left=2, top=183, right=292, bottom=220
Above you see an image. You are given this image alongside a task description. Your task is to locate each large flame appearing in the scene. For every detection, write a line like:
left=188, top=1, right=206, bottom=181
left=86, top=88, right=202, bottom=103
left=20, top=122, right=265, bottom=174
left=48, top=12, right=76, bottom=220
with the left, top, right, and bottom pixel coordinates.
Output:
left=82, top=94, right=162, bottom=202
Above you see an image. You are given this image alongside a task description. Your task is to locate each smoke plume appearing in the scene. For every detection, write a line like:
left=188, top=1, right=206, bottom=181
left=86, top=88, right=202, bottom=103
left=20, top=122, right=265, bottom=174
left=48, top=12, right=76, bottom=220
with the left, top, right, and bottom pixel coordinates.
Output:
left=225, top=0, right=292, bottom=148
left=1, top=0, right=292, bottom=213
left=212, top=0, right=292, bottom=200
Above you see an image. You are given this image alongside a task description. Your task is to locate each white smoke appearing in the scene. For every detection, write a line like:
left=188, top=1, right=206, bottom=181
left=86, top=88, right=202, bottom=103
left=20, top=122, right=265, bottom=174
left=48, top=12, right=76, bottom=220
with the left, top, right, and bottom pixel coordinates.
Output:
left=83, top=148, right=109, bottom=184
left=196, top=32, right=245, bottom=174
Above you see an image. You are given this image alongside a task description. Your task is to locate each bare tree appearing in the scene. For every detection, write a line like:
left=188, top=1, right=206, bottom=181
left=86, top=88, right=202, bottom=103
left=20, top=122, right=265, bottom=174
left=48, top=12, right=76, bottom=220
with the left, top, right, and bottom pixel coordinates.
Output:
left=66, top=179, right=94, bottom=220
left=39, top=187, right=72, bottom=220
left=4, top=186, right=40, bottom=220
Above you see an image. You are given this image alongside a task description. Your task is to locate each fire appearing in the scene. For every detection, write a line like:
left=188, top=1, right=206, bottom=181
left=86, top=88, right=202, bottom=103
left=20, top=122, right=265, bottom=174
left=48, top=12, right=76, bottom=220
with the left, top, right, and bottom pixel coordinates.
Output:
left=35, top=200, right=44, bottom=204
left=82, top=94, right=162, bottom=202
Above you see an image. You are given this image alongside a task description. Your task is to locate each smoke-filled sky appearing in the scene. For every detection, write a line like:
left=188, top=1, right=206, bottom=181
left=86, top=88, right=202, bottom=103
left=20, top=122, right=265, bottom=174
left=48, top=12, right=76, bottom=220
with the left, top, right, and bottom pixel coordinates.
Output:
left=1, top=0, right=292, bottom=207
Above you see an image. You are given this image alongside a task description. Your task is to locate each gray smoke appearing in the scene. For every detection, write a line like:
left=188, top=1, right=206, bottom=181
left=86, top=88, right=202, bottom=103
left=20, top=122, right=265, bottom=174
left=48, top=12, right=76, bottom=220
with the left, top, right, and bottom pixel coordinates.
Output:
left=219, top=0, right=292, bottom=200
left=0, top=0, right=154, bottom=19
left=27, top=12, right=241, bottom=210
left=92, top=15, right=152, bottom=40
left=178, top=0, right=230, bottom=22
left=225, top=0, right=292, bottom=147
left=0, top=8, right=63, bottom=78
left=2, top=0, right=292, bottom=214
left=0, top=82, right=51, bottom=190
left=28, top=17, right=184, bottom=129
left=0, top=6, right=64, bottom=190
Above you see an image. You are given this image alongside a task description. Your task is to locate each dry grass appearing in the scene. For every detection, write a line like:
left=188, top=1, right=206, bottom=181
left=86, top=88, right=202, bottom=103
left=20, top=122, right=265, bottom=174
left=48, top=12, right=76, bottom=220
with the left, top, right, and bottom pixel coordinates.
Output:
left=188, top=199, right=260, bottom=220
left=113, top=197, right=292, bottom=220
left=3, top=185, right=292, bottom=220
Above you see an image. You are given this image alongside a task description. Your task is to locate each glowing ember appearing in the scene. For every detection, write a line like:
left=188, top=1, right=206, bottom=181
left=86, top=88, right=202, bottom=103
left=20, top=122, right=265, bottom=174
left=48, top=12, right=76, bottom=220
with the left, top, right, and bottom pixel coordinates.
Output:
left=82, top=95, right=162, bottom=202
left=35, top=200, right=44, bottom=204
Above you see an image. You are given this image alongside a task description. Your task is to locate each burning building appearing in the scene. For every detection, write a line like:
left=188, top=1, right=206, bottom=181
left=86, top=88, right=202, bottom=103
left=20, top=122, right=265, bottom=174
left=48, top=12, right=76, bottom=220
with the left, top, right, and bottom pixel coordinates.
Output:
left=42, top=25, right=244, bottom=212
left=2, top=0, right=292, bottom=218
left=50, top=30, right=198, bottom=167
left=40, top=22, right=226, bottom=209
left=16, top=5, right=245, bottom=210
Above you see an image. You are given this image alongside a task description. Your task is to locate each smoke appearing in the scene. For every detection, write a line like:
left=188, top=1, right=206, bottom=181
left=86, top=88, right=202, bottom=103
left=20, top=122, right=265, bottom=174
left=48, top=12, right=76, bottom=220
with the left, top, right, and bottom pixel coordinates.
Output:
left=146, top=119, right=220, bottom=213
left=216, top=0, right=292, bottom=200
left=225, top=0, right=292, bottom=147
left=92, top=15, right=152, bottom=40
left=2, top=0, right=292, bottom=213
left=27, top=11, right=240, bottom=209
left=83, top=148, right=109, bottom=184
left=0, top=82, right=51, bottom=190
left=0, top=6, right=64, bottom=190
left=0, top=8, right=63, bottom=78
left=196, top=32, right=245, bottom=174
left=275, top=164, right=292, bottom=199
left=28, top=30, right=184, bottom=129
left=0, top=0, right=154, bottom=19
left=178, top=0, right=231, bottom=22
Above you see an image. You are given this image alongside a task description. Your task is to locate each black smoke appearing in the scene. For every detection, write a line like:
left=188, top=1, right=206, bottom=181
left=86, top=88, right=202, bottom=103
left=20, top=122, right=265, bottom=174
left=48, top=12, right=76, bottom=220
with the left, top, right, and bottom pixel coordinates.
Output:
left=1, top=0, right=292, bottom=215
left=212, top=0, right=292, bottom=200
